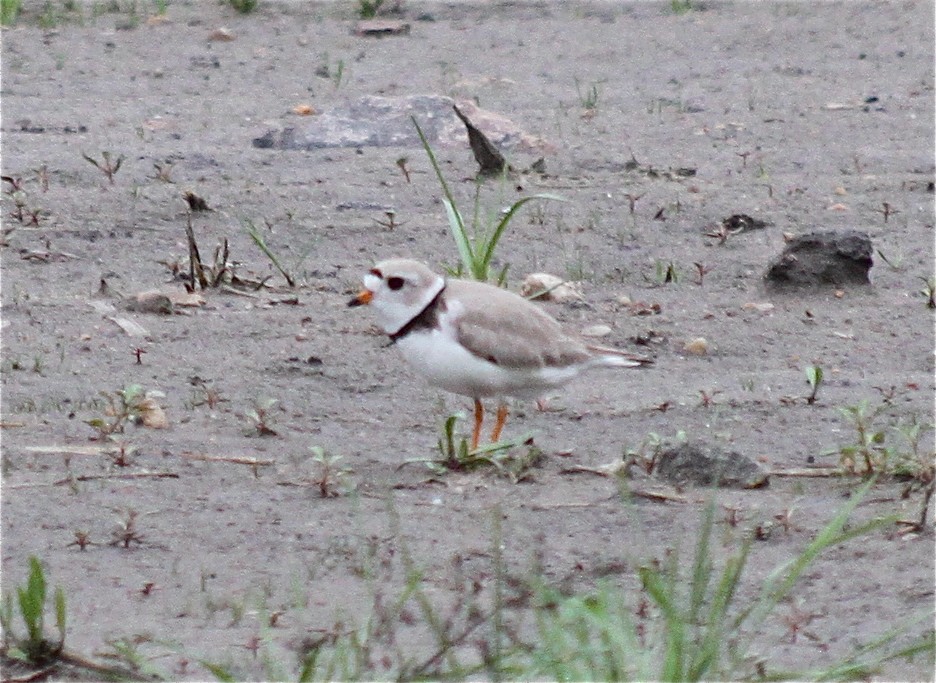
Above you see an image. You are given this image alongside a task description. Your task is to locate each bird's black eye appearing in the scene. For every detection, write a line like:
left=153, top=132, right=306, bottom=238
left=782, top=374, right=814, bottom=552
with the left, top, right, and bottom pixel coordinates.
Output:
left=387, top=276, right=404, bottom=291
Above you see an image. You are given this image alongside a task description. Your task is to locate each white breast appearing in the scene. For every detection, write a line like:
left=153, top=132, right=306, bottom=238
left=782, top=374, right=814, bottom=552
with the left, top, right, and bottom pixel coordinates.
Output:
left=395, top=328, right=584, bottom=400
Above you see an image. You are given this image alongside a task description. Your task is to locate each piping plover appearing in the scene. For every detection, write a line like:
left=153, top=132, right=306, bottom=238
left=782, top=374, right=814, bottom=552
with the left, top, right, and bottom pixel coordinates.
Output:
left=348, top=258, right=651, bottom=449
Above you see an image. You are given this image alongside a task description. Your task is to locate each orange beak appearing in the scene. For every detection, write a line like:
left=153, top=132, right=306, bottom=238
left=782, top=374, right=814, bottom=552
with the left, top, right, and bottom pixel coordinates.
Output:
left=347, top=289, right=373, bottom=307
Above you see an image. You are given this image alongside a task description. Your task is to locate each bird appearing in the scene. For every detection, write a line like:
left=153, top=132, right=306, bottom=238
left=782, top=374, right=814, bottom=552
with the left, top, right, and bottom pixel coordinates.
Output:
left=348, top=258, right=652, bottom=450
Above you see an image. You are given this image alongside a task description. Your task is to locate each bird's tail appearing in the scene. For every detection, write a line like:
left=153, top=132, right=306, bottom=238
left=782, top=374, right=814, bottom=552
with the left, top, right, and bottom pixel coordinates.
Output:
left=587, top=344, right=654, bottom=368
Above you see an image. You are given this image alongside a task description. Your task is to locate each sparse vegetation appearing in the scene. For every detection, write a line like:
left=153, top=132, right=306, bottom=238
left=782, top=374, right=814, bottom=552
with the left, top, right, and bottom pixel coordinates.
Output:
left=830, top=396, right=935, bottom=480
left=193, top=482, right=933, bottom=680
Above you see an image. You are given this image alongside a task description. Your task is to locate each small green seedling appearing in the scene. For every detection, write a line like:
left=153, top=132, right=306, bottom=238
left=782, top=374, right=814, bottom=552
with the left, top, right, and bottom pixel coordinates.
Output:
left=804, top=365, right=823, bottom=405
left=653, top=259, right=679, bottom=284
left=244, top=398, right=278, bottom=436
left=918, top=276, right=936, bottom=309
left=574, top=77, right=603, bottom=112
left=86, top=384, right=147, bottom=439
left=309, top=446, right=352, bottom=497
left=81, top=151, right=124, bottom=184
left=0, top=556, right=67, bottom=664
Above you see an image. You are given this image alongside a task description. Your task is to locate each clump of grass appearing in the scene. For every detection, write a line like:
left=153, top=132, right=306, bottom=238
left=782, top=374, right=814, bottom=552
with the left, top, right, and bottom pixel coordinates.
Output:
left=0, top=556, right=66, bottom=664
left=653, top=259, right=679, bottom=284
left=357, top=0, right=383, bottom=18
left=1, top=557, right=152, bottom=679
left=830, top=397, right=934, bottom=478
left=228, top=0, right=257, bottom=14
left=412, top=117, right=563, bottom=284
left=425, top=413, right=542, bottom=482
left=516, top=478, right=931, bottom=680
left=670, top=0, right=693, bottom=14
left=0, top=0, right=21, bottom=26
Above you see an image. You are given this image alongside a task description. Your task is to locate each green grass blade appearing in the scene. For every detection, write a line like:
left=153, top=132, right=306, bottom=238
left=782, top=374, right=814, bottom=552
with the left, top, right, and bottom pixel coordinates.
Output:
left=687, top=500, right=714, bottom=625
left=53, top=586, right=66, bottom=646
left=244, top=219, right=296, bottom=287
left=639, top=564, right=685, bottom=681
left=19, top=556, right=46, bottom=645
left=736, top=477, right=893, bottom=647
left=443, top=197, right=474, bottom=275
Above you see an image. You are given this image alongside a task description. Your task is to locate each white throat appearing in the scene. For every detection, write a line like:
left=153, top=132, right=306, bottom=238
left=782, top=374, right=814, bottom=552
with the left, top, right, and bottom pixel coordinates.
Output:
left=375, top=275, right=445, bottom=337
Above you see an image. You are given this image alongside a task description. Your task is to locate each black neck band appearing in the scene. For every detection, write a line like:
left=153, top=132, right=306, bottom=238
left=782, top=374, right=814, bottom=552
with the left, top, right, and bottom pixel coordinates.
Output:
left=388, top=284, right=446, bottom=344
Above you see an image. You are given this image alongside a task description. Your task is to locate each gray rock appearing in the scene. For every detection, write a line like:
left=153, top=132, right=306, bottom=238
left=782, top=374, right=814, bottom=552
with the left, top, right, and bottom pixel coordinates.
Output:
left=655, top=442, right=769, bottom=489
left=764, top=230, right=873, bottom=288
left=252, top=95, right=554, bottom=153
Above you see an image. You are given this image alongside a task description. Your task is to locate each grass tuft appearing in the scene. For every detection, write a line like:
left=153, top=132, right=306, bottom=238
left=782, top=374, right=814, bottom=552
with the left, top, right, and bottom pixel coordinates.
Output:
left=412, top=116, right=564, bottom=284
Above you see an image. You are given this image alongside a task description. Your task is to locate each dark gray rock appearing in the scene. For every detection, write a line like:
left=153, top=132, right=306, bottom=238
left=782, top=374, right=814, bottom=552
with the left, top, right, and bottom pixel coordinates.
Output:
left=655, top=442, right=769, bottom=489
left=252, top=95, right=554, bottom=153
left=764, top=230, right=873, bottom=288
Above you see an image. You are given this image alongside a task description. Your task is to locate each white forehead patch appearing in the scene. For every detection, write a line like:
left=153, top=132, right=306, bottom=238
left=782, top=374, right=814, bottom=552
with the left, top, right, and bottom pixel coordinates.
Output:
left=363, top=272, right=382, bottom=290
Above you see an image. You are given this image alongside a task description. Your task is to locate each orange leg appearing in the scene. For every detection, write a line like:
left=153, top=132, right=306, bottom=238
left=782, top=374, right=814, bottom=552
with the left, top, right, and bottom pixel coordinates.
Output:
left=489, top=402, right=509, bottom=444
left=471, top=399, right=484, bottom=451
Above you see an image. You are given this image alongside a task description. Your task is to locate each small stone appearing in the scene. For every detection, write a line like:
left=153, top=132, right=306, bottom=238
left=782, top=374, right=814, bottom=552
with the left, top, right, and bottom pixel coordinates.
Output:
left=765, top=230, right=873, bottom=288
left=742, top=302, right=775, bottom=313
left=353, top=19, right=411, bottom=36
left=656, top=442, right=769, bottom=489
left=208, top=27, right=235, bottom=41
left=126, top=291, right=173, bottom=315
left=683, top=338, right=710, bottom=355
left=581, top=324, right=612, bottom=338
left=520, top=273, right=585, bottom=303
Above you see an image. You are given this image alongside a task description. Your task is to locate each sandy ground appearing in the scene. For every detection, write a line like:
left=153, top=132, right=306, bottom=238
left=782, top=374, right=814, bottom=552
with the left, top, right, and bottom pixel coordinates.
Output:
left=1, top=1, right=934, bottom=680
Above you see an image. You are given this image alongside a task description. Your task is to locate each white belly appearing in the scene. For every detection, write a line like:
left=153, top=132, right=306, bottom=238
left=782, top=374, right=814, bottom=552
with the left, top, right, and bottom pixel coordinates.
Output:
left=395, top=329, right=581, bottom=399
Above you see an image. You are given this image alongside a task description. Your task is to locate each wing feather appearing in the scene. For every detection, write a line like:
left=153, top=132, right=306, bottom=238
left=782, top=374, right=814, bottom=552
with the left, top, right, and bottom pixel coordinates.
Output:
left=444, top=280, right=593, bottom=370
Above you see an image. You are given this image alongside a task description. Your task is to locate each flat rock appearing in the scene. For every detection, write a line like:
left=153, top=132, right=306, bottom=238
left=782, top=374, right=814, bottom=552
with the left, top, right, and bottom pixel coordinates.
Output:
left=252, top=95, right=554, bottom=153
left=764, top=230, right=873, bottom=288
left=655, top=442, right=769, bottom=489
